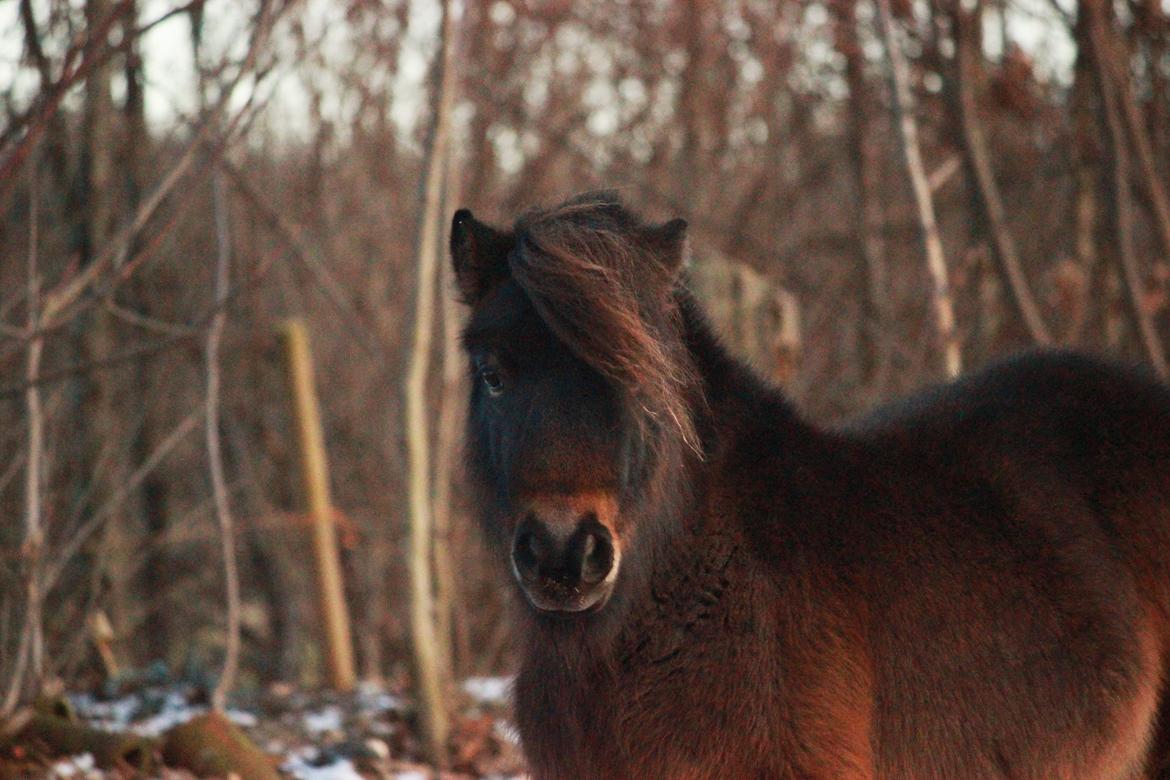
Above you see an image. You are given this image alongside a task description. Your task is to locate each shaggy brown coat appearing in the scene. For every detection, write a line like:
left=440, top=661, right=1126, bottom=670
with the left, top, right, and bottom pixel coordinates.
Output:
left=452, top=192, right=1170, bottom=779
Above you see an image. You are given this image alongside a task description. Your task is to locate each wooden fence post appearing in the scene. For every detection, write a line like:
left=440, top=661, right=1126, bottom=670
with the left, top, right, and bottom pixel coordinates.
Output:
left=279, top=319, right=357, bottom=691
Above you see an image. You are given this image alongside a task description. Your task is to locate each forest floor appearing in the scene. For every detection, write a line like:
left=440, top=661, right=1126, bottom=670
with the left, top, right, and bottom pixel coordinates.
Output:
left=0, top=674, right=527, bottom=779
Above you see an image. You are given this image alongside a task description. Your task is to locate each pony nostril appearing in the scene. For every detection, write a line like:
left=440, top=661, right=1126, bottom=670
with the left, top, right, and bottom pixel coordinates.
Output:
left=512, top=526, right=541, bottom=579
left=578, top=527, right=614, bottom=585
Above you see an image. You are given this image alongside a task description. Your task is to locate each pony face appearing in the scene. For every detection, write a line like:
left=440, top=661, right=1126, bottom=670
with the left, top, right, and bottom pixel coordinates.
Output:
left=462, top=279, right=627, bottom=613
left=451, top=193, right=693, bottom=617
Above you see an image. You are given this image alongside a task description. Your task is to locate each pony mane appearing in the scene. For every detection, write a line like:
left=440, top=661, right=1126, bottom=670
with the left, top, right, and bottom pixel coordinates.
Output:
left=509, top=191, right=700, bottom=454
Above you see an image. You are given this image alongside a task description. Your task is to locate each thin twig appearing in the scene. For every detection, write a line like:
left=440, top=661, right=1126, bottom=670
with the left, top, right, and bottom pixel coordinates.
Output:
left=0, top=454, right=27, bottom=502
left=927, top=154, right=962, bottom=193
left=104, top=302, right=196, bottom=337
left=1, top=0, right=206, bottom=155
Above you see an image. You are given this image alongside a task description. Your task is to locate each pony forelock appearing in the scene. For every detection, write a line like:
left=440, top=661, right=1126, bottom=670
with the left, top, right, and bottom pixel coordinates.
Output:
left=508, top=192, right=700, bottom=455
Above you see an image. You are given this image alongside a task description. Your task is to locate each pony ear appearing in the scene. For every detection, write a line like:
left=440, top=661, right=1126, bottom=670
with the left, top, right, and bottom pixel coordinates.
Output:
left=645, top=217, right=690, bottom=281
left=451, top=209, right=513, bottom=303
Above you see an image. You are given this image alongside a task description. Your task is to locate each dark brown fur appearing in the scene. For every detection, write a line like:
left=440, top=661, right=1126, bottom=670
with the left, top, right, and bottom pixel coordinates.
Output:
left=451, top=192, right=1170, bottom=779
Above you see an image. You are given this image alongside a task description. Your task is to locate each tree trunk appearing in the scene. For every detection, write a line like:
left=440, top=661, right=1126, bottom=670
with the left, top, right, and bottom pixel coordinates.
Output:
left=3, top=153, right=45, bottom=717
left=118, top=0, right=172, bottom=667
left=832, top=0, right=891, bottom=385
left=875, top=0, right=963, bottom=377
left=1069, top=1, right=1113, bottom=347
left=205, top=170, right=240, bottom=712
left=402, top=0, right=457, bottom=764
left=81, top=0, right=132, bottom=651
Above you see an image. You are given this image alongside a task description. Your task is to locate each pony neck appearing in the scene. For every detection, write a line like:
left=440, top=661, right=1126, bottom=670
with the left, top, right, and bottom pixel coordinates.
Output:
left=676, top=287, right=809, bottom=444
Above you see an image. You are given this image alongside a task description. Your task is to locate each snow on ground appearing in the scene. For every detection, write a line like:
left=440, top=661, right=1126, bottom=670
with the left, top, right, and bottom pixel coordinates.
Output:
left=461, top=676, right=513, bottom=706
left=46, top=754, right=97, bottom=779
left=355, top=680, right=407, bottom=715
left=68, top=688, right=257, bottom=737
left=303, top=704, right=345, bottom=734
left=10, top=676, right=527, bottom=778
left=283, top=747, right=365, bottom=780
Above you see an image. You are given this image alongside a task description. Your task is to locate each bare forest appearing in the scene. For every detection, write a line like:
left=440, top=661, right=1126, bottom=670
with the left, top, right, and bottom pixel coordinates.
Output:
left=1, top=0, right=1169, bottom=776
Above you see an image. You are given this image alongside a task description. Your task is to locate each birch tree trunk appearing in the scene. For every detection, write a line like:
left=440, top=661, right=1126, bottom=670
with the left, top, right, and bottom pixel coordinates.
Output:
left=875, top=0, right=962, bottom=377
left=403, top=0, right=457, bottom=763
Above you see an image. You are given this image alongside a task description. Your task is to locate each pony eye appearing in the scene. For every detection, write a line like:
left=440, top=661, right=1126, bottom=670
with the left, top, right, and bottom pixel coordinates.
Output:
left=480, top=365, right=504, bottom=396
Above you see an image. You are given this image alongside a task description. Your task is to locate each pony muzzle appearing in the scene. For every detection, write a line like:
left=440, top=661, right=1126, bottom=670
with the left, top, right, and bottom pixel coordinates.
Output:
left=510, top=500, right=621, bottom=614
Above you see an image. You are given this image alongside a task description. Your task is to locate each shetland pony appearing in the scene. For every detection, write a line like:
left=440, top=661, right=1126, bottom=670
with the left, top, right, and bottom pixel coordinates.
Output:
left=451, top=191, right=1170, bottom=779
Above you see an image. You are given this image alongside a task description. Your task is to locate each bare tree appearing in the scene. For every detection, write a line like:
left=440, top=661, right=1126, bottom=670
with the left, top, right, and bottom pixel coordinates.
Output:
left=1083, top=0, right=1169, bottom=376
left=81, top=0, right=134, bottom=642
left=204, top=170, right=241, bottom=712
left=1105, top=17, right=1170, bottom=264
left=193, top=0, right=250, bottom=715
left=875, top=0, right=962, bottom=377
left=832, top=0, right=891, bottom=384
left=953, top=3, right=1052, bottom=346
left=3, top=154, right=44, bottom=719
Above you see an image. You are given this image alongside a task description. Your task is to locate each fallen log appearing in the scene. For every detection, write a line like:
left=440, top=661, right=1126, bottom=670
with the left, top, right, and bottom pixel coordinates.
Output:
left=162, top=711, right=279, bottom=780
left=11, top=712, right=156, bottom=771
